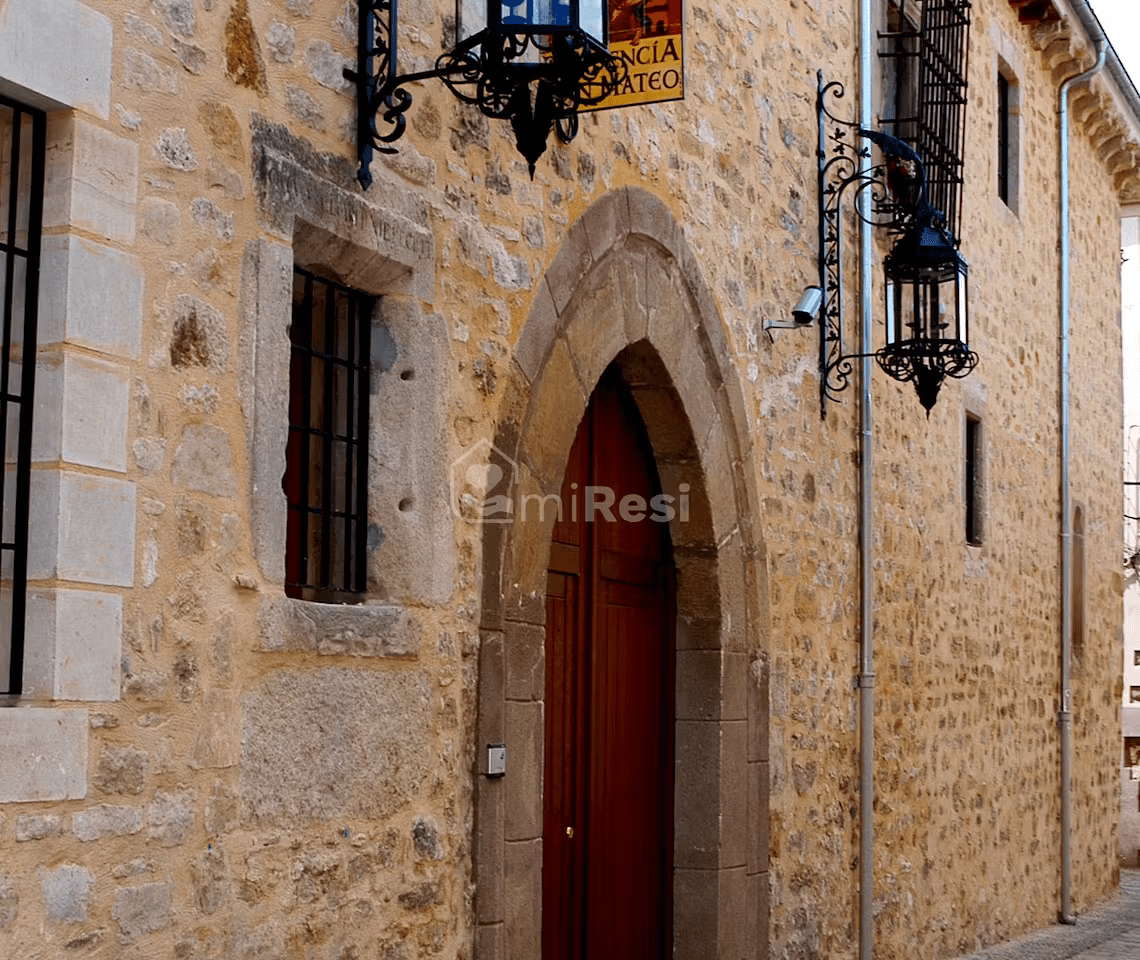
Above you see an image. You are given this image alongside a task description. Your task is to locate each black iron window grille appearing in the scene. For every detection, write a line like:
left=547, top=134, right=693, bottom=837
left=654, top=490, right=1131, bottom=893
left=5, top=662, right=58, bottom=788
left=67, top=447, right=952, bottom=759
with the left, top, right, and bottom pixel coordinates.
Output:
left=880, top=0, right=971, bottom=239
left=0, top=95, right=46, bottom=697
left=285, top=268, right=372, bottom=603
left=881, top=0, right=922, bottom=144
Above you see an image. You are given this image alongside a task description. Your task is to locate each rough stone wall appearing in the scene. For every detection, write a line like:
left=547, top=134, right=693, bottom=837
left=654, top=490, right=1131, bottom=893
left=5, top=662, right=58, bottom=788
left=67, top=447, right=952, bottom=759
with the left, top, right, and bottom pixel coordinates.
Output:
left=762, top=2, right=1125, bottom=958
left=1122, top=217, right=1140, bottom=868
left=0, top=1, right=1128, bottom=959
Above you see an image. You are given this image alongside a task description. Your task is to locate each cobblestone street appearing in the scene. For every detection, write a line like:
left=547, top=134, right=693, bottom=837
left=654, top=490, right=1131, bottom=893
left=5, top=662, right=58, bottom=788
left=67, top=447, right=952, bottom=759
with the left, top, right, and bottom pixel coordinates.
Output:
left=953, top=871, right=1140, bottom=960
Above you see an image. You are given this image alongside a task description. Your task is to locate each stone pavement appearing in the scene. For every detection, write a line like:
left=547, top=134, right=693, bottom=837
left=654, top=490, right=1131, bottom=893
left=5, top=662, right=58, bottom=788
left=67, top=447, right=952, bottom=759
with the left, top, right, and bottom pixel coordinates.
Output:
left=953, top=871, right=1140, bottom=960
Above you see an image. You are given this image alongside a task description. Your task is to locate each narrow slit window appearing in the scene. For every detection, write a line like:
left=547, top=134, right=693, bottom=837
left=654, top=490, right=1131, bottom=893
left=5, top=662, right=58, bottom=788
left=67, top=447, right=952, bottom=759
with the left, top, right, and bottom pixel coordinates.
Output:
left=0, top=95, right=46, bottom=696
left=284, top=267, right=372, bottom=603
left=965, top=414, right=982, bottom=545
left=997, top=72, right=1010, bottom=203
left=996, top=63, right=1019, bottom=211
left=1071, top=506, right=1085, bottom=670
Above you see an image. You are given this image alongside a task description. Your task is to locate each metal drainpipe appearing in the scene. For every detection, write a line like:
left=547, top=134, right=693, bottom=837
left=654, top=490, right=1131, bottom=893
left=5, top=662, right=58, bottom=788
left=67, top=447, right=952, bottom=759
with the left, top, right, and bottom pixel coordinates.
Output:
left=858, top=0, right=875, bottom=956
left=1058, top=5, right=1105, bottom=926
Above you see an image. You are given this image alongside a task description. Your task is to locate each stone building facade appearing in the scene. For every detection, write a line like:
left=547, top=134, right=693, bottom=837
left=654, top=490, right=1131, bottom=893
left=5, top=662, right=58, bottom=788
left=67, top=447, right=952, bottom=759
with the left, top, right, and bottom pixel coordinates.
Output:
left=1121, top=215, right=1139, bottom=868
left=0, top=0, right=1137, bottom=958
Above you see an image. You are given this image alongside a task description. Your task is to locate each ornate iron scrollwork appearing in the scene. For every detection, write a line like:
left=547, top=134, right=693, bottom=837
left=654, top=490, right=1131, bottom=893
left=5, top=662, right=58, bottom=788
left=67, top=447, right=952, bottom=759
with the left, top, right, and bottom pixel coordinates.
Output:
left=347, top=0, right=628, bottom=188
left=815, top=71, right=977, bottom=417
left=816, top=73, right=892, bottom=415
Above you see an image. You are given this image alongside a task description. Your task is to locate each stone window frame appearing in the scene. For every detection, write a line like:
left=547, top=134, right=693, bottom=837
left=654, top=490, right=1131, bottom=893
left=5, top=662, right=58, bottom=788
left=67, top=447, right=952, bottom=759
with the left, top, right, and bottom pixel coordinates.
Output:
left=962, top=378, right=988, bottom=557
left=992, top=30, right=1026, bottom=219
left=996, top=57, right=1022, bottom=212
left=244, top=118, right=450, bottom=658
left=0, top=0, right=137, bottom=806
left=965, top=410, right=984, bottom=546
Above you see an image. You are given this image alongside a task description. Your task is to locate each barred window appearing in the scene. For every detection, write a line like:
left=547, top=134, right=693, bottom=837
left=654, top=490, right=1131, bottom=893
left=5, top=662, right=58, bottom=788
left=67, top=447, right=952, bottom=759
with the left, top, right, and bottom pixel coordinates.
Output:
left=284, top=268, right=372, bottom=603
left=880, top=0, right=972, bottom=238
left=0, top=95, right=46, bottom=696
left=882, top=0, right=922, bottom=144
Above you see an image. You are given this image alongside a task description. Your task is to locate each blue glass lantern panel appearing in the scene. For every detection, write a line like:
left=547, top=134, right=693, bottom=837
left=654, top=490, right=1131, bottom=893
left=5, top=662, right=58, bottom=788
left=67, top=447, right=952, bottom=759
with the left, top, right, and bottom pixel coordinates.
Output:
left=495, top=0, right=605, bottom=43
left=579, top=0, right=604, bottom=44
left=500, top=0, right=570, bottom=29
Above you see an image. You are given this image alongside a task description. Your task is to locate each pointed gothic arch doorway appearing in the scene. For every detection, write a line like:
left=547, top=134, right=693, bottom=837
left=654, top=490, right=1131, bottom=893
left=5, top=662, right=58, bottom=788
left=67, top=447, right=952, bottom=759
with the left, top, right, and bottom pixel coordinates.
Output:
left=542, top=368, right=676, bottom=960
left=473, top=189, right=769, bottom=960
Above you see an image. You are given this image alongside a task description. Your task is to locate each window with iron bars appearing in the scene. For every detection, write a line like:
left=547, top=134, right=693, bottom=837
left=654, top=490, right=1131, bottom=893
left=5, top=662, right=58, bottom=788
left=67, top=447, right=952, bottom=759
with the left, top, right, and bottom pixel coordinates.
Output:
left=0, top=95, right=46, bottom=697
left=880, top=0, right=972, bottom=240
left=284, top=268, right=372, bottom=603
left=882, top=0, right=922, bottom=145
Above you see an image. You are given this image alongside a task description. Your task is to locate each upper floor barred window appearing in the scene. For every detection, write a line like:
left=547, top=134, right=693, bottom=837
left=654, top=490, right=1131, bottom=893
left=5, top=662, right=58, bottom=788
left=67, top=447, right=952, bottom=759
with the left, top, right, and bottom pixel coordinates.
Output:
left=0, top=95, right=45, bottom=696
left=880, top=0, right=972, bottom=239
left=882, top=0, right=922, bottom=145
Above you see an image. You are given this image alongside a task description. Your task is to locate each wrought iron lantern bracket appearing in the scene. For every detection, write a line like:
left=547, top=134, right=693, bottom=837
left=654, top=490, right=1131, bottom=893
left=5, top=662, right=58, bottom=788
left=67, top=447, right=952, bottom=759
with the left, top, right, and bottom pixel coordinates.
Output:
left=346, top=0, right=627, bottom=188
left=816, top=73, right=892, bottom=417
left=815, top=72, right=977, bottom=418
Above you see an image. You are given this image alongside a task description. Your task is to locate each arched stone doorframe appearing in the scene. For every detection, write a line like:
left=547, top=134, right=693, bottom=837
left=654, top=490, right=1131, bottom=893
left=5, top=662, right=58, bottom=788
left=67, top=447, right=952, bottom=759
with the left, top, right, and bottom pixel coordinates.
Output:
left=473, top=187, right=770, bottom=960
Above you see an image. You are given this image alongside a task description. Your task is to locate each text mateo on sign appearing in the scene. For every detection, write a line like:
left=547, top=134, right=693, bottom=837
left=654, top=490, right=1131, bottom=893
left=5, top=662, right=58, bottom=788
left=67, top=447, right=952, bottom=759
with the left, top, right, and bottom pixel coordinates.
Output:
left=586, top=0, right=685, bottom=110
left=613, top=37, right=682, bottom=96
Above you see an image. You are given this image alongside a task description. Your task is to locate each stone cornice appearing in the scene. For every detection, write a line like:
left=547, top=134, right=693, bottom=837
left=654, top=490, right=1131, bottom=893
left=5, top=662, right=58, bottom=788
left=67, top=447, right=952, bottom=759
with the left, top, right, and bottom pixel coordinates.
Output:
left=1008, top=0, right=1061, bottom=25
left=1010, top=0, right=1140, bottom=205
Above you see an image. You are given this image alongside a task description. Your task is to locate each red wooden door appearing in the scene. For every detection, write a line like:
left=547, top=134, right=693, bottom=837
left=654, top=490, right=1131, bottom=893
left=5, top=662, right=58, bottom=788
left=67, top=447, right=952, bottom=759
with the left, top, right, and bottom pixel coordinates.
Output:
left=543, top=371, right=675, bottom=960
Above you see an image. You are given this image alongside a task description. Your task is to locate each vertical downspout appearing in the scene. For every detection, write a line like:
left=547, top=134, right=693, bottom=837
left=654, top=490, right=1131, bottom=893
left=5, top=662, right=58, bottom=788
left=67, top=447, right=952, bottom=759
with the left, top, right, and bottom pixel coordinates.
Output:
left=1058, top=12, right=1105, bottom=926
left=858, top=0, right=875, bottom=957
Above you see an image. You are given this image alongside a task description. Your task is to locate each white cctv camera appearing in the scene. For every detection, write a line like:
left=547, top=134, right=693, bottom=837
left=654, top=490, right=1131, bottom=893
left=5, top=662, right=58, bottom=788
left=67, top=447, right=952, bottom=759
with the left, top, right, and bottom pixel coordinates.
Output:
left=764, top=285, right=824, bottom=333
left=791, top=285, right=823, bottom=325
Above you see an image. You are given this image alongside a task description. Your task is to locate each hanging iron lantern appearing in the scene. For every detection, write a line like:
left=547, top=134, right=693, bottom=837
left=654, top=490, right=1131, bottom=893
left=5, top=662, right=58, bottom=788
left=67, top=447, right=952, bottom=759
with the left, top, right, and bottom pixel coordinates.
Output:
left=811, top=71, right=980, bottom=418
left=878, top=223, right=976, bottom=413
left=481, top=0, right=605, bottom=46
left=348, top=0, right=624, bottom=188
left=446, top=0, right=611, bottom=174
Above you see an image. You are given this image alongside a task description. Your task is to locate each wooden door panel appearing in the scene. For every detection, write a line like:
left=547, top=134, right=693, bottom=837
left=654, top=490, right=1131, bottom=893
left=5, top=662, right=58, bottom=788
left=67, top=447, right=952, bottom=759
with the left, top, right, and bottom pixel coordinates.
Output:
left=543, top=371, right=674, bottom=960
left=598, top=547, right=663, bottom=587
left=585, top=592, right=669, bottom=959
left=549, top=541, right=581, bottom=577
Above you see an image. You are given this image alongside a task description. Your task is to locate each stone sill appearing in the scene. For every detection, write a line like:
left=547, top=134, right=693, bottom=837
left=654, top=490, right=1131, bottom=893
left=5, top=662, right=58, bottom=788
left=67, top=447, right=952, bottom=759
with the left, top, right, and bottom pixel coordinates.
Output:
left=257, top=595, right=421, bottom=658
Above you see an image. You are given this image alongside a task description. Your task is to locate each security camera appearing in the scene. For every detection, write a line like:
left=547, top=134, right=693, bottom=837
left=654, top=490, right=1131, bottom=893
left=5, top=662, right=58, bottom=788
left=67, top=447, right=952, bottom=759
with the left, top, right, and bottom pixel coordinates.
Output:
left=792, top=286, right=823, bottom=325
